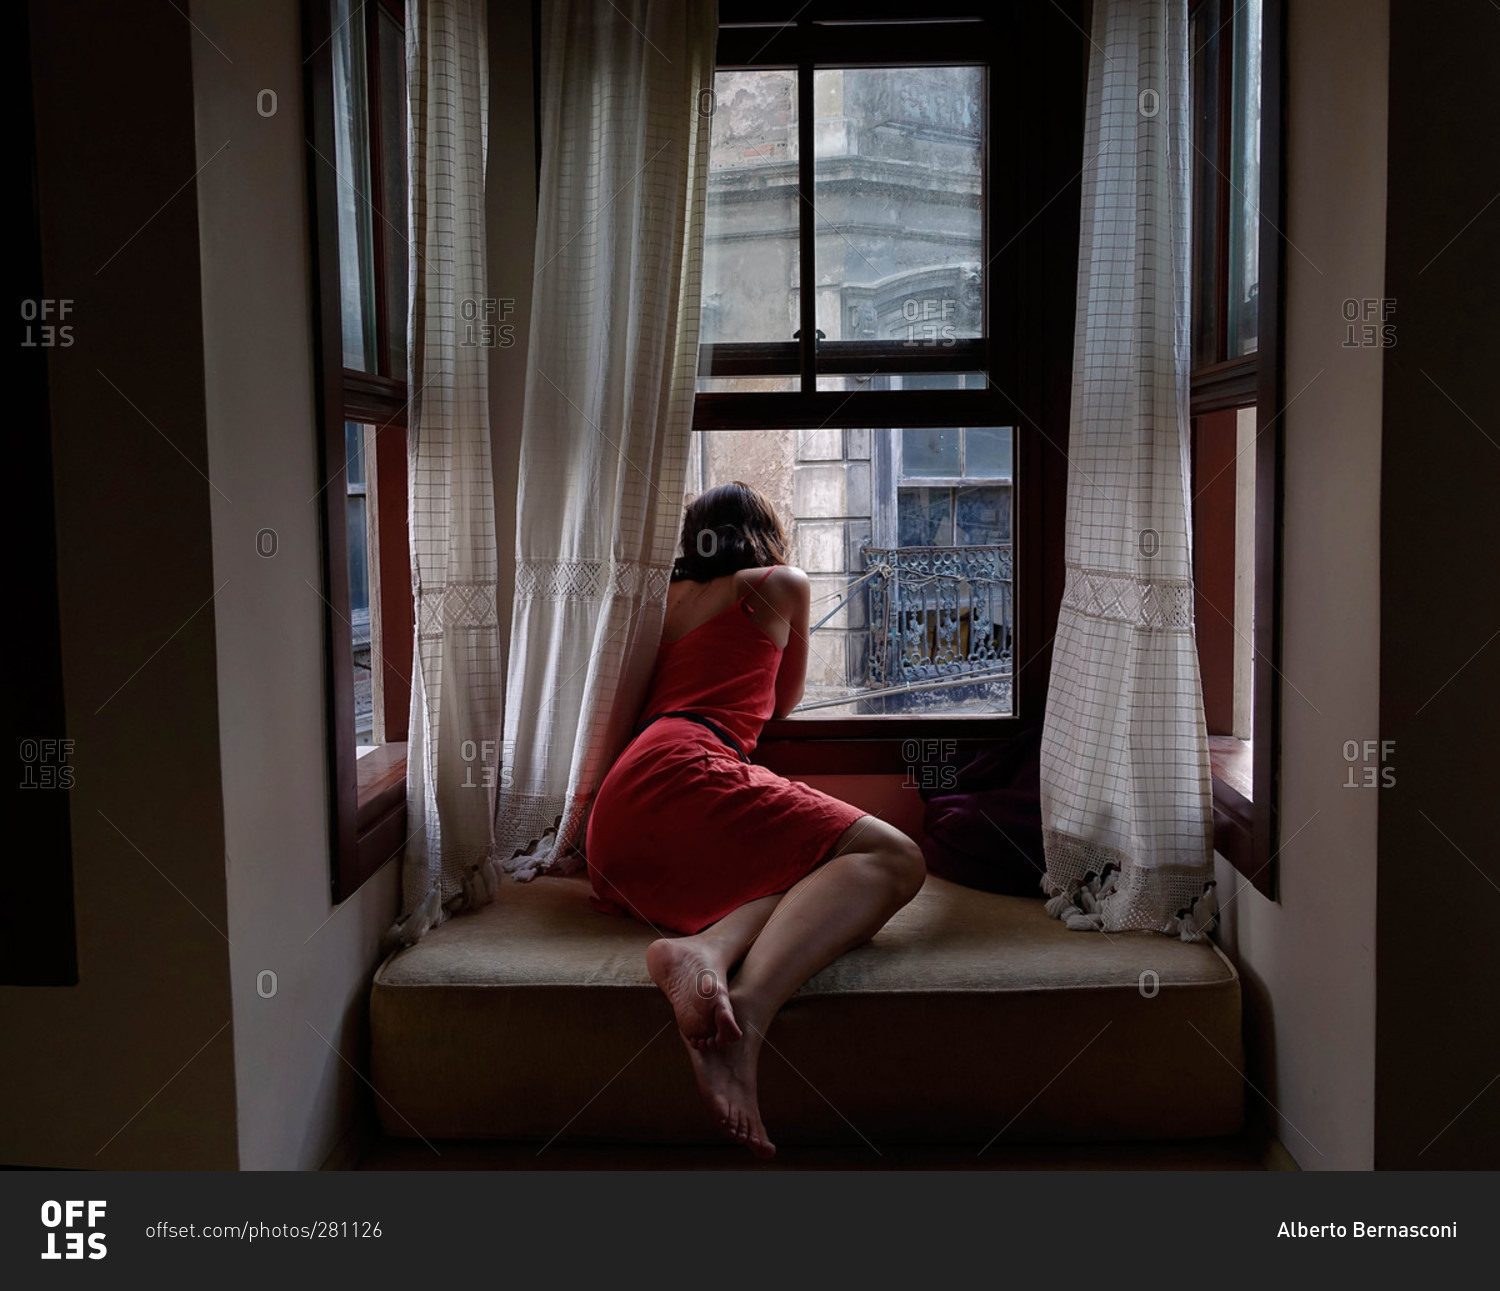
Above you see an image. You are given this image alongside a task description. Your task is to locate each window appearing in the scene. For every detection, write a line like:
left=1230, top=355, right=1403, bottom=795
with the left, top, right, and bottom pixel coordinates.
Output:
left=695, top=3, right=1081, bottom=755
left=305, top=0, right=413, bottom=899
left=1188, top=0, right=1284, bottom=896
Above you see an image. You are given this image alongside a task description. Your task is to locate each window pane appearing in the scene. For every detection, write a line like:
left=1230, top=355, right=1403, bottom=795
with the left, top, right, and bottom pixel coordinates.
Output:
left=345, top=422, right=367, bottom=487
left=696, top=375, right=800, bottom=394
left=817, top=373, right=881, bottom=392
left=1227, top=0, right=1263, bottom=357
left=702, top=70, right=799, bottom=345
left=345, top=423, right=373, bottom=744
left=897, top=486, right=953, bottom=545
left=347, top=496, right=370, bottom=616
left=901, top=427, right=960, bottom=477
left=1189, top=0, right=1222, bottom=368
left=1232, top=405, right=1256, bottom=739
left=964, top=426, right=1012, bottom=479
left=954, top=485, right=1010, bottom=545
left=377, top=6, right=409, bottom=376
left=685, top=424, right=1012, bottom=717
left=332, top=0, right=378, bottom=371
left=815, top=67, right=984, bottom=347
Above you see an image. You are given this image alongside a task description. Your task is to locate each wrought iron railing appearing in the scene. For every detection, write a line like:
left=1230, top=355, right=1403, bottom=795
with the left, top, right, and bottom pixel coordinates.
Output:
left=862, top=545, right=1014, bottom=692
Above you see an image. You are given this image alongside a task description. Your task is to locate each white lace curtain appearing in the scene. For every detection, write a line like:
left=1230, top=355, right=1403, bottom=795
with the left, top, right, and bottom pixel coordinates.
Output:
left=392, top=0, right=715, bottom=942
left=498, top=0, right=717, bottom=880
left=392, top=0, right=502, bottom=945
left=1040, top=0, right=1217, bottom=940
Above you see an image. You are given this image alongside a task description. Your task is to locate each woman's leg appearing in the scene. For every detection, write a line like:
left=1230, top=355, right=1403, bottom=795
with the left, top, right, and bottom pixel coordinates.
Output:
left=685, top=817, right=925, bottom=1157
left=647, top=895, right=780, bottom=1050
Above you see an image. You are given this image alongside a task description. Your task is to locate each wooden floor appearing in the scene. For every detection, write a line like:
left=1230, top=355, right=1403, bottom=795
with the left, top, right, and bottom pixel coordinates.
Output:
left=353, top=1133, right=1295, bottom=1171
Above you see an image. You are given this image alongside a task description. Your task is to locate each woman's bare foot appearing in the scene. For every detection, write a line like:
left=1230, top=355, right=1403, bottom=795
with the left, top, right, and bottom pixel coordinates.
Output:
left=646, top=937, right=741, bottom=1050
left=684, top=1031, right=775, bottom=1158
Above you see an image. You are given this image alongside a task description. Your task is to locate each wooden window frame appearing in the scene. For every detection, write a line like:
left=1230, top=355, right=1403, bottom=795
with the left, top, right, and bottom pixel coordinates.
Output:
left=703, top=0, right=1083, bottom=776
left=1188, top=0, right=1285, bottom=898
left=303, top=0, right=414, bottom=901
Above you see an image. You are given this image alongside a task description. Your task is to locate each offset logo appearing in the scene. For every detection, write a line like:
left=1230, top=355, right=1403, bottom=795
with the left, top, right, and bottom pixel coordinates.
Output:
left=40, top=1200, right=107, bottom=1260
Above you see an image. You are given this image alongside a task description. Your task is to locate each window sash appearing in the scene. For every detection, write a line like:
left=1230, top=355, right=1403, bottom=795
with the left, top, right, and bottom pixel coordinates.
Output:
left=1186, top=0, right=1285, bottom=898
left=687, top=3, right=1079, bottom=759
left=704, top=9, right=1003, bottom=407
left=305, top=0, right=411, bottom=900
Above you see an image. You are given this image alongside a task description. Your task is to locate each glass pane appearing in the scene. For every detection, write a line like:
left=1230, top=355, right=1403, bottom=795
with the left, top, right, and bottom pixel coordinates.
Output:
left=345, top=421, right=373, bottom=744
left=378, top=7, right=408, bottom=376
left=1189, top=0, right=1222, bottom=367
left=901, top=427, right=960, bottom=477
left=817, top=373, right=881, bottom=392
left=954, top=485, right=1010, bottom=545
left=897, top=487, right=953, bottom=545
left=1233, top=406, right=1256, bottom=739
left=684, top=425, right=1012, bottom=717
left=815, top=67, right=984, bottom=347
left=964, top=426, right=1012, bottom=479
left=901, top=373, right=973, bottom=391
left=332, top=0, right=378, bottom=371
left=345, top=422, right=366, bottom=487
left=347, top=489, right=371, bottom=741
left=1227, top=0, right=1263, bottom=357
left=347, top=496, right=370, bottom=615
left=702, top=70, right=799, bottom=345
left=696, top=375, right=800, bottom=394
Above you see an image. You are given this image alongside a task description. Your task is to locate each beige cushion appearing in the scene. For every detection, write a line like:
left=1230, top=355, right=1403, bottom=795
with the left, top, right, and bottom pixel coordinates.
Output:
left=371, top=874, right=1242, bottom=1145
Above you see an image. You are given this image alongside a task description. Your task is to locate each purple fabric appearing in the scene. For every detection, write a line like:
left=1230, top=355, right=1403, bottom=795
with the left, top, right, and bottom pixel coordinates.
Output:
left=918, top=728, right=1046, bottom=898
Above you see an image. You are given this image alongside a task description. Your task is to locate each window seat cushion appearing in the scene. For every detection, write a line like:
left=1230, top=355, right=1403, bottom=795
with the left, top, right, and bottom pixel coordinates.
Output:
left=370, top=874, right=1242, bottom=1145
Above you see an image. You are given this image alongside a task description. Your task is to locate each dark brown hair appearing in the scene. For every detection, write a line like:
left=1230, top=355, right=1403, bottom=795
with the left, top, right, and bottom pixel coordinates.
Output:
left=671, top=481, right=790, bottom=582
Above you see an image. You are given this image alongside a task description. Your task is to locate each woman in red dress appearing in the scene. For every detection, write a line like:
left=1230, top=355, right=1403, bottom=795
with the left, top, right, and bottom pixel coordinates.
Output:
left=586, top=482, right=926, bottom=1158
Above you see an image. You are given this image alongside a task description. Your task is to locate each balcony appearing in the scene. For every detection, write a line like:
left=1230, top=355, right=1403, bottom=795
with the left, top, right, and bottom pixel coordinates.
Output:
left=795, top=544, right=1013, bottom=716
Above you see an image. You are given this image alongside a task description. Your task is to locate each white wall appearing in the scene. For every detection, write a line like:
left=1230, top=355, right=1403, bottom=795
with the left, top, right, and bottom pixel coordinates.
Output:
left=1212, top=0, right=1388, bottom=1170
left=189, top=0, right=399, bottom=1170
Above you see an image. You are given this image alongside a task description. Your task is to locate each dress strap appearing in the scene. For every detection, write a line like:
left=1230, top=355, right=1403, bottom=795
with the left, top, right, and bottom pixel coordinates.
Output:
left=737, top=564, right=779, bottom=612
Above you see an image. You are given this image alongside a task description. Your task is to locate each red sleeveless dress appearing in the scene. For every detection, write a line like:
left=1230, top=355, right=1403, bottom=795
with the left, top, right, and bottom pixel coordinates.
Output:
left=585, top=568, right=867, bottom=934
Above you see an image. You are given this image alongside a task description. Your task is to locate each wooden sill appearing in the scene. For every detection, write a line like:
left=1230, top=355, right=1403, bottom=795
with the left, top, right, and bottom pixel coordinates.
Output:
left=1209, top=735, right=1253, bottom=802
left=356, top=741, right=407, bottom=831
left=1209, top=735, right=1268, bottom=896
left=354, top=741, right=407, bottom=886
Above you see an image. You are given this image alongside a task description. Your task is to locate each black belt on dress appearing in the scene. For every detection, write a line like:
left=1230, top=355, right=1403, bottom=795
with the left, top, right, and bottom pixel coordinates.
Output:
left=634, top=710, right=750, bottom=764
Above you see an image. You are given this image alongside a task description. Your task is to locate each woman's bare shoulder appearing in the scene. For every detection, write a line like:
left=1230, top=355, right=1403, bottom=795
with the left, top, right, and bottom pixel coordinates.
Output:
left=735, top=564, right=808, bottom=595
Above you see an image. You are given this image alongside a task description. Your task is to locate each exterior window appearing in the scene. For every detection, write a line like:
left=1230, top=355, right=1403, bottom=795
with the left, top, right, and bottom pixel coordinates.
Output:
left=1188, top=0, right=1283, bottom=895
left=695, top=7, right=1038, bottom=728
left=690, top=54, right=1014, bottom=719
left=306, top=0, right=413, bottom=898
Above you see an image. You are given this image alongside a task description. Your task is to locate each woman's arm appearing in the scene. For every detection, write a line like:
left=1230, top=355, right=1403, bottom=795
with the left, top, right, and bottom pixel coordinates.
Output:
left=737, top=565, right=812, bottom=717
left=769, top=568, right=811, bottom=719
